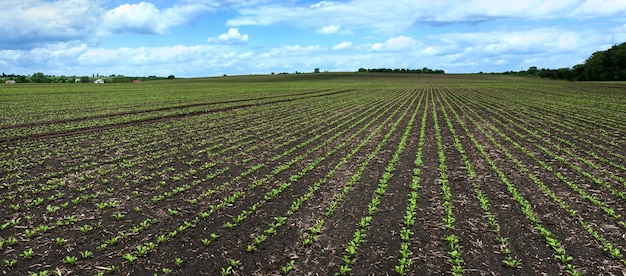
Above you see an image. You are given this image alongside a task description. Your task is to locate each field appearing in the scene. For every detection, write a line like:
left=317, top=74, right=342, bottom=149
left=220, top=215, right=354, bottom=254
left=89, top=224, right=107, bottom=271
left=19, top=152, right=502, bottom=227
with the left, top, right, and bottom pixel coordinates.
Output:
left=0, top=73, right=625, bottom=275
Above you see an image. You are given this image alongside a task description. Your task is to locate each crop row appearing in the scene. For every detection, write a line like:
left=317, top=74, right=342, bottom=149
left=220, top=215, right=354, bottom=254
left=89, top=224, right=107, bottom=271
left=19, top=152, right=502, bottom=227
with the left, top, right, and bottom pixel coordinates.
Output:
left=1, top=75, right=624, bottom=275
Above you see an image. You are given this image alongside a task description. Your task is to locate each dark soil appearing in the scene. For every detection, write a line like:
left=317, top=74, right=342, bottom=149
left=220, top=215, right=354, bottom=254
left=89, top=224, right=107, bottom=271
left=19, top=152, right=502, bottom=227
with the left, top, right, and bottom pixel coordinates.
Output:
left=1, top=77, right=625, bottom=276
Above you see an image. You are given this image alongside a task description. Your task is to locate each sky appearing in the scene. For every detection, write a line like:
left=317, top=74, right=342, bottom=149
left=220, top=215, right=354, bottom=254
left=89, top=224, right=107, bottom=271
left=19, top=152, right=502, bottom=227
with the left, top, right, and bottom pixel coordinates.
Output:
left=1, top=0, right=626, bottom=78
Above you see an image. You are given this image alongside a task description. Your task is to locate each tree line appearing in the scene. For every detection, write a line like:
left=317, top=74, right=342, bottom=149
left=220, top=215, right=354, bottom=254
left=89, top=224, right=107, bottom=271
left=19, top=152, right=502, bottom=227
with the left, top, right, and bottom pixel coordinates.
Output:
left=358, top=67, right=445, bottom=74
left=526, top=42, right=626, bottom=81
left=1, top=73, right=176, bottom=83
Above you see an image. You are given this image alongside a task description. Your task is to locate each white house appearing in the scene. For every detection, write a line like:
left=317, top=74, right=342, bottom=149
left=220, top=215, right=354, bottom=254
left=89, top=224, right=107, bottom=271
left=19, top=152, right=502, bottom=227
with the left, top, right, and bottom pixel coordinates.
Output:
left=94, top=79, right=104, bottom=84
left=5, top=80, right=16, bottom=84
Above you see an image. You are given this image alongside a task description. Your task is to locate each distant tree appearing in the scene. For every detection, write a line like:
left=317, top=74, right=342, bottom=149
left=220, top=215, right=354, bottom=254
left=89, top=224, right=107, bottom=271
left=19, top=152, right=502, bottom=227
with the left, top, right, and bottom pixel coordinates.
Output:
left=79, top=76, right=90, bottom=83
left=556, top=68, right=573, bottom=80
left=31, top=72, right=47, bottom=83
left=15, top=76, right=28, bottom=83
left=539, top=42, right=626, bottom=81
left=167, top=75, right=175, bottom=79
left=527, top=66, right=538, bottom=74
left=110, top=76, right=128, bottom=83
left=360, top=67, right=444, bottom=74
left=314, top=68, right=320, bottom=73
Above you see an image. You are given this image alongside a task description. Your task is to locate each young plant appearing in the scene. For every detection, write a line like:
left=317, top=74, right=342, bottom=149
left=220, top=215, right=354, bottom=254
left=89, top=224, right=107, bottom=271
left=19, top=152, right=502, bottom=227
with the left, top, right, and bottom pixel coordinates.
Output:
left=55, top=237, right=66, bottom=245
left=220, top=266, right=232, bottom=276
left=63, top=256, right=78, bottom=266
left=79, top=224, right=93, bottom=234
left=105, top=236, right=120, bottom=246
left=80, top=250, right=93, bottom=259
left=280, top=260, right=295, bottom=275
left=167, top=208, right=179, bottom=216
left=123, top=253, right=137, bottom=263
left=135, top=245, right=149, bottom=256
left=503, top=256, right=522, bottom=269
left=23, top=229, right=37, bottom=238
left=201, top=238, right=212, bottom=246
left=174, top=257, right=183, bottom=267
left=4, top=259, right=17, bottom=268
left=229, top=259, right=241, bottom=267
left=112, top=213, right=125, bottom=220
left=156, top=234, right=168, bottom=244
left=21, top=248, right=35, bottom=260
left=5, top=237, right=17, bottom=246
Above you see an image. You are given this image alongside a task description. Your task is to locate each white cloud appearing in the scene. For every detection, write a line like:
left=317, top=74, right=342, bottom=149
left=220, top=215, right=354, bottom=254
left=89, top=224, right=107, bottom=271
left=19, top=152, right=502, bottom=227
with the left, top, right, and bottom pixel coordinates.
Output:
left=227, top=0, right=626, bottom=34
left=101, top=2, right=210, bottom=35
left=0, top=0, right=216, bottom=49
left=227, top=1, right=421, bottom=33
left=103, top=2, right=164, bottom=34
left=372, top=36, right=419, bottom=51
left=317, top=25, right=341, bottom=34
left=570, top=0, right=626, bottom=18
left=208, top=28, right=249, bottom=44
left=310, top=1, right=339, bottom=9
left=332, top=42, right=352, bottom=50
left=434, top=28, right=595, bottom=56
left=424, top=26, right=622, bottom=72
left=1, top=0, right=625, bottom=78
left=259, top=45, right=323, bottom=58
left=1, top=24, right=622, bottom=78
left=316, top=25, right=352, bottom=34
left=0, top=0, right=101, bottom=48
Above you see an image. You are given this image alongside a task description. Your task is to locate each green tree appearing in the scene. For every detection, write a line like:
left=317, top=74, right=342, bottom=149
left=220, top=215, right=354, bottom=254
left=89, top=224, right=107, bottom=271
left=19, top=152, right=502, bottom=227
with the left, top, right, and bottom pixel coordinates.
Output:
left=31, top=72, right=47, bottom=83
left=15, top=76, right=27, bottom=83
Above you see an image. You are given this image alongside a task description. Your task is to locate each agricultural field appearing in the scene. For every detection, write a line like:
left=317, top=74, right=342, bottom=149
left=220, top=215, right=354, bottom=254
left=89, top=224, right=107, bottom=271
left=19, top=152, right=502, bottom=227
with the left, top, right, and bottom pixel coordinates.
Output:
left=0, top=73, right=625, bottom=275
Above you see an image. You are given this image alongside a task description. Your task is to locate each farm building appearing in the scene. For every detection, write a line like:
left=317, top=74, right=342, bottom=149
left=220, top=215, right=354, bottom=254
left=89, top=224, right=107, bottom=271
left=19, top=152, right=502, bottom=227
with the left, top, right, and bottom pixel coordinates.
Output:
left=94, top=79, right=105, bottom=84
left=5, top=80, right=16, bottom=84
left=132, top=79, right=142, bottom=83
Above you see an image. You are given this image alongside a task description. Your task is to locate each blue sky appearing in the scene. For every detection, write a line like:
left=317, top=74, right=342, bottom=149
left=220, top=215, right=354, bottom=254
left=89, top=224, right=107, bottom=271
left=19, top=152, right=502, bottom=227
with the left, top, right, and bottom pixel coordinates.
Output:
left=1, top=0, right=626, bottom=77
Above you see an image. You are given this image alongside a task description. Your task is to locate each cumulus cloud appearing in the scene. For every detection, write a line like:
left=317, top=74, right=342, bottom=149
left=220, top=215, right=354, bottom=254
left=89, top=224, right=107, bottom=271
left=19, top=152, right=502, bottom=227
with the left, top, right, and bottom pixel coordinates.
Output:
left=227, top=0, right=626, bottom=33
left=310, top=1, right=339, bottom=9
left=0, top=0, right=215, bottom=49
left=0, top=0, right=101, bottom=49
left=207, top=28, right=249, bottom=44
left=317, top=25, right=341, bottom=34
left=426, top=26, right=620, bottom=72
left=316, top=25, right=352, bottom=34
left=434, top=28, right=596, bottom=55
left=372, top=36, right=419, bottom=51
left=2, top=0, right=625, bottom=77
left=332, top=42, right=352, bottom=50
left=102, top=2, right=164, bottom=34
left=570, top=0, right=626, bottom=18
left=227, top=1, right=421, bottom=33
left=101, top=2, right=210, bottom=34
